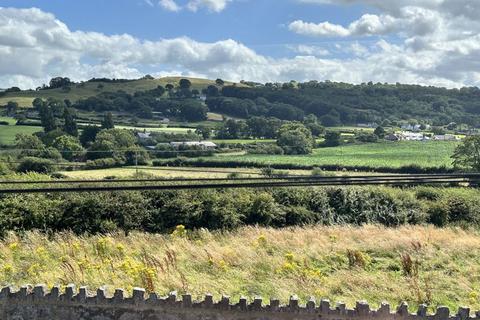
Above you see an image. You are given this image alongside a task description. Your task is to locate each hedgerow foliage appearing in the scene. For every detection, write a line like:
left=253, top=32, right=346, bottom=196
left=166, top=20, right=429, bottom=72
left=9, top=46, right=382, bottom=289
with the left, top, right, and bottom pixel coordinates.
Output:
left=0, top=186, right=479, bottom=236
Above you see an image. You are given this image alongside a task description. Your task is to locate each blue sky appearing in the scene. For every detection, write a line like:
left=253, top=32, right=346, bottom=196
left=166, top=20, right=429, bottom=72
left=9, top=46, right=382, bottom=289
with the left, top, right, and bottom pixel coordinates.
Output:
left=0, top=0, right=370, bottom=57
left=0, top=0, right=479, bottom=88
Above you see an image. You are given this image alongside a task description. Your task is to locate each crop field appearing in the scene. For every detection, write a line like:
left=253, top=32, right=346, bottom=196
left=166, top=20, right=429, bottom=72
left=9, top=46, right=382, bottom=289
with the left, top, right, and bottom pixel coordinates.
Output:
left=206, top=141, right=459, bottom=169
left=59, top=166, right=269, bottom=179
left=0, top=124, right=42, bottom=145
left=0, top=225, right=479, bottom=310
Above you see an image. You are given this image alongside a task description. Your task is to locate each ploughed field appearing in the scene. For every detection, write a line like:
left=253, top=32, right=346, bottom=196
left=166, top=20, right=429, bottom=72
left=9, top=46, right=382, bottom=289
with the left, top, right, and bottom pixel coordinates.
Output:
left=1, top=225, right=479, bottom=311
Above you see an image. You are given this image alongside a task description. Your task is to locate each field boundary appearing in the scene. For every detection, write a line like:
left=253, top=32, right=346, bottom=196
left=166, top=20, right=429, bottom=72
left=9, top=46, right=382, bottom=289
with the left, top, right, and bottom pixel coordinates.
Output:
left=0, top=285, right=471, bottom=320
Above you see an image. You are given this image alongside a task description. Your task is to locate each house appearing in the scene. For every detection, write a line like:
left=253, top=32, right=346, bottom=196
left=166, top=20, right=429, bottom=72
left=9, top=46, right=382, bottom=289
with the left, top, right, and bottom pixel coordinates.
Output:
left=170, top=141, right=217, bottom=149
left=401, top=131, right=429, bottom=141
left=401, top=124, right=422, bottom=131
left=137, top=132, right=152, bottom=140
left=357, top=123, right=378, bottom=128
left=385, top=133, right=401, bottom=141
left=434, top=134, right=459, bottom=141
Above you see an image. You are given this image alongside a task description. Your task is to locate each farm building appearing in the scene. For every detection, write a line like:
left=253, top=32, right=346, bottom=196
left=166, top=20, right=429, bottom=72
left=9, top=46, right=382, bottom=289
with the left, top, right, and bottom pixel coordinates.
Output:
left=434, top=134, right=459, bottom=141
left=170, top=141, right=217, bottom=149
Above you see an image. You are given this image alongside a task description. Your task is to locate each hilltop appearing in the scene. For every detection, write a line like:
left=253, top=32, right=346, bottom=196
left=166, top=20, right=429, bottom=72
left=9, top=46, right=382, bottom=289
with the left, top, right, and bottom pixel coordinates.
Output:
left=0, top=77, right=241, bottom=107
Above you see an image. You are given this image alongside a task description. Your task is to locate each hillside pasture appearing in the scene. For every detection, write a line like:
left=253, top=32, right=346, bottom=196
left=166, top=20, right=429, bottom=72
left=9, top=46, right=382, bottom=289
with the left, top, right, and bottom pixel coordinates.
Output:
left=0, top=124, right=42, bottom=145
left=0, top=77, right=243, bottom=107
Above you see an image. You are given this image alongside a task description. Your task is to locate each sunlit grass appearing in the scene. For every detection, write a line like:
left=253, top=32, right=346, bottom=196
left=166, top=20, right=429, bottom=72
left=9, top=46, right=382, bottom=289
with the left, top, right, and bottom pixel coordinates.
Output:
left=209, top=141, right=458, bottom=169
left=1, top=225, right=480, bottom=311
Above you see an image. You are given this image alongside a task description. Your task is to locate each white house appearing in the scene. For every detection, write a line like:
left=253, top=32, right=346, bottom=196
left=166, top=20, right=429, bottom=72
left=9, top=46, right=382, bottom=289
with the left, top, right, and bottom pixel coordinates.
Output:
left=434, top=134, right=459, bottom=141
left=170, top=141, right=217, bottom=149
left=137, top=132, right=152, bottom=140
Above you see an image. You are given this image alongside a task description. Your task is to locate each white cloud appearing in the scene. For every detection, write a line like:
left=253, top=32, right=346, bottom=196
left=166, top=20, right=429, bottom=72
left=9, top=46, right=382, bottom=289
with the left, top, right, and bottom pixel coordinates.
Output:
left=289, top=44, right=330, bottom=57
left=159, top=0, right=181, bottom=12
left=1, top=7, right=480, bottom=89
left=186, top=0, right=232, bottom=12
left=153, top=0, right=233, bottom=12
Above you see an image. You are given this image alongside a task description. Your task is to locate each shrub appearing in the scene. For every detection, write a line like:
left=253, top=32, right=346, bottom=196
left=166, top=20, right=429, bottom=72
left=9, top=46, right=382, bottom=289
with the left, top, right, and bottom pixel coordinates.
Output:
left=0, top=121, right=9, bottom=126
left=85, top=158, right=118, bottom=169
left=427, top=203, right=449, bottom=227
left=17, top=157, right=55, bottom=174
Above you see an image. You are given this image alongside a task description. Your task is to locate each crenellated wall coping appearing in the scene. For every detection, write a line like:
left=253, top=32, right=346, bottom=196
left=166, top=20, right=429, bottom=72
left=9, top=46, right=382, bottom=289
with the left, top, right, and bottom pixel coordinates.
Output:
left=0, top=284, right=475, bottom=320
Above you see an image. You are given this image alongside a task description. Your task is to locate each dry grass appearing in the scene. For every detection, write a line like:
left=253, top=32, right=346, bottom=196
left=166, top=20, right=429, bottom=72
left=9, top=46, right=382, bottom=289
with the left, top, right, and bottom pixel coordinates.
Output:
left=0, top=225, right=479, bottom=311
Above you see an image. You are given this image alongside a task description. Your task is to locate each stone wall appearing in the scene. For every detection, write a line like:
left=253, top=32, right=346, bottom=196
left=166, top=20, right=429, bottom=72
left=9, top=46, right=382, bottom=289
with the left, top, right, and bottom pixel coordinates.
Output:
left=0, top=285, right=475, bottom=320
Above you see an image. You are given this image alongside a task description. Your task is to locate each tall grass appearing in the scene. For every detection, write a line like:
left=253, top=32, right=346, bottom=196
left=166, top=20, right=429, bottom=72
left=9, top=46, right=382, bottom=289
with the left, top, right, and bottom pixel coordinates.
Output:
left=1, top=225, right=480, bottom=311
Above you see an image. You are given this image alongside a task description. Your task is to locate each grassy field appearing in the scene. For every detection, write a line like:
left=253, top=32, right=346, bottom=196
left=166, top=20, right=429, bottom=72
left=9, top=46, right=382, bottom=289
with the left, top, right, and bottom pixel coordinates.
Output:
left=213, top=139, right=276, bottom=144
left=207, top=141, right=459, bottom=169
left=60, top=166, right=268, bottom=179
left=1, top=225, right=479, bottom=311
left=0, top=77, right=244, bottom=107
left=0, top=124, right=42, bottom=145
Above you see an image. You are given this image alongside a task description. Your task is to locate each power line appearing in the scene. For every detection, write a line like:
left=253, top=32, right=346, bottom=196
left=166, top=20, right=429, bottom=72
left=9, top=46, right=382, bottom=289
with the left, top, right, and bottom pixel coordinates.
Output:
left=0, top=173, right=477, bottom=185
left=0, top=174, right=477, bottom=194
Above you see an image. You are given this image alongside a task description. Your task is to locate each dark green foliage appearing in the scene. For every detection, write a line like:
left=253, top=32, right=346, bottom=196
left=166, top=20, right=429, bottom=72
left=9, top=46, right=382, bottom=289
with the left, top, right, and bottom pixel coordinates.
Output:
left=277, top=122, right=314, bottom=155
left=0, top=186, right=478, bottom=236
left=220, top=82, right=480, bottom=126
left=63, top=107, right=78, bottom=136
left=17, top=157, right=55, bottom=174
left=374, top=126, right=386, bottom=139
left=79, top=125, right=101, bottom=147
left=101, top=112, right=115, bottom=129
left=452, top=135, right=480, bottom=171
left=324, top=131, right=342, bottom=147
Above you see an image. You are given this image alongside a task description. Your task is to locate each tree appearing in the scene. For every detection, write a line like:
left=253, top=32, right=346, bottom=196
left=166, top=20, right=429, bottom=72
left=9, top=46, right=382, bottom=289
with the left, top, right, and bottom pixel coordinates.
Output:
left=63, top=107, right=78, bottom=136
left=452, top=136, right=480, bottom=171
left=216, top=78, right=225, bottom=86
left=101, top=112, right=115, bottom=129
left=205, top=85, right=219, bottom=97
left=276, top=123, right=314, bottom=155
left=374, top=126, right=386, bottom=139
left=53, top=135, right=84, bottom=161
left=217, top=119, right=248, bottom=139
left=49, top=77, right=72, bottom=89
left=177, top=100, right=208, bottom=121
left=88, top=129, right=137, bottom=161
left=6, top=101, right=18, bottom=116
left=324, top=131, right=342, bottom=147
left=39, top=105, right=57, bottom=132
left=195, top=125, right=212, bottom=139
left=80, top=125, right=101, bottom=147
left=15, top=134, right=45, bottom=157
left=179, top=79, right=192, bottom=90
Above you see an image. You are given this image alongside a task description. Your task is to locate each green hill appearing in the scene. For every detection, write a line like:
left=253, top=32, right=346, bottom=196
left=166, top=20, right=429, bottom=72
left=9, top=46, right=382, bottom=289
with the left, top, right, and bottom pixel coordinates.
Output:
left=0, top=77, right=240, bottom=107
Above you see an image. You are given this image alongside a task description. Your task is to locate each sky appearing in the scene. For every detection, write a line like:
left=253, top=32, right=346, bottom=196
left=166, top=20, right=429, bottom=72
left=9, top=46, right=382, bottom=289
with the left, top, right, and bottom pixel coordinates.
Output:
left=1, top=0, right=480, bottom=89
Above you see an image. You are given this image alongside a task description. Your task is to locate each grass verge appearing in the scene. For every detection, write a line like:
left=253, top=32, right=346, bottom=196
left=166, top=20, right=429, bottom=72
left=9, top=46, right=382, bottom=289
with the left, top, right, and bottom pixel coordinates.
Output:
left=1, top=225, right=479, bottom=311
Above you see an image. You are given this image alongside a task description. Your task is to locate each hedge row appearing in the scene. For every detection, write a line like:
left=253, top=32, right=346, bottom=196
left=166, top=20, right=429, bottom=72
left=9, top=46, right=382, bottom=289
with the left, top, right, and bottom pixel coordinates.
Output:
left=154, top=158, right=456, bottom=174
left=0, top=186, right=478, bottom=236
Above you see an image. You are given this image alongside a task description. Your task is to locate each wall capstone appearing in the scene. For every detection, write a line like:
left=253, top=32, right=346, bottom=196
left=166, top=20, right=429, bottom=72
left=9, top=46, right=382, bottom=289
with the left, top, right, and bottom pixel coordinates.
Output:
left=0, top=285, right=474, bottom=320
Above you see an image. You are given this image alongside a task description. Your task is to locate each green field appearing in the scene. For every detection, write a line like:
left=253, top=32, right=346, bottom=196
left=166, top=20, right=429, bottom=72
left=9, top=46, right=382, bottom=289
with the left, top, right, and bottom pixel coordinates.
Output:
left=115, top=125, right=193, bottom=133
left=213, top=139, right=276, bottom=144
left=206, top=141, right=459, bottom=169
left=0, top=124, right=42, bottom=145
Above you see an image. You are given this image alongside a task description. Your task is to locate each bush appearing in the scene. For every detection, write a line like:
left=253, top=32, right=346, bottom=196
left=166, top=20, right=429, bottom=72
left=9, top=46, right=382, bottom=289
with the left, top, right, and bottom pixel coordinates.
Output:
left=0, top=121, right=9, bottom=126
left=85, top=158, right=118, bottom=169
left=17, top=157, right=55, bottom=174
left=247, top=143, right=284, bottom=155
left=427, top=203, right=449, bottom=227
